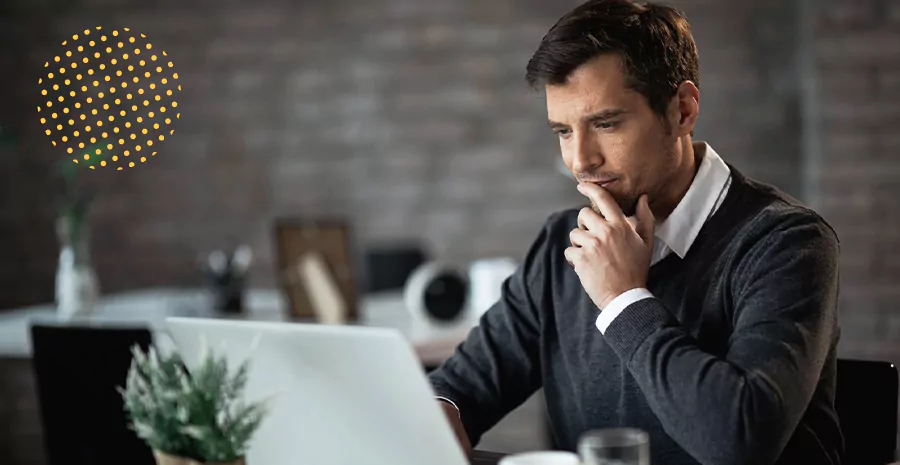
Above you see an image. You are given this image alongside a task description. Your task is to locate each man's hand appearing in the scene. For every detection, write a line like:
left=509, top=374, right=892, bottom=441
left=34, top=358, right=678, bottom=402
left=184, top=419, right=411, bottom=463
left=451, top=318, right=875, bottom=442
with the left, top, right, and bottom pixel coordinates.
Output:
left=564, top=183, right=655, bottom=310
left=438, top=400, right=473, bottom=456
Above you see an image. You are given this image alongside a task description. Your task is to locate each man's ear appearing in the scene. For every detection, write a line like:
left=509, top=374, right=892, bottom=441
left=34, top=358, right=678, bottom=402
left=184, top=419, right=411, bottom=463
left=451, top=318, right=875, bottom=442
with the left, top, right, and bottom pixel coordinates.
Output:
left=668, top=81, right=700, bottom=137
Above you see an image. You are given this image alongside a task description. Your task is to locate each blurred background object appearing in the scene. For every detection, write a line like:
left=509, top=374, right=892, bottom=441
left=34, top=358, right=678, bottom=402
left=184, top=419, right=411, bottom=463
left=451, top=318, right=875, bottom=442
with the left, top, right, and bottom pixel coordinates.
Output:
left=1, top=0, right=900, bottom=461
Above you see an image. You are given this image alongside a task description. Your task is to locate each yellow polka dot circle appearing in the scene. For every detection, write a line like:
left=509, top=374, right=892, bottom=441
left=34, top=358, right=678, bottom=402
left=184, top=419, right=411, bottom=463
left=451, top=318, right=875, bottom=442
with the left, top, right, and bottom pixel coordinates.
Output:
left=38, top=26, right=182, bottom=170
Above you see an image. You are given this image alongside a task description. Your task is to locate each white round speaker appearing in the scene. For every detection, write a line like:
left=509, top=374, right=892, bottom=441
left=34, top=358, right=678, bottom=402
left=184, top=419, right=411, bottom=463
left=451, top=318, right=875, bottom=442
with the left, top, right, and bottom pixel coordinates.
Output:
left=403, top=261, right=469, bottom=325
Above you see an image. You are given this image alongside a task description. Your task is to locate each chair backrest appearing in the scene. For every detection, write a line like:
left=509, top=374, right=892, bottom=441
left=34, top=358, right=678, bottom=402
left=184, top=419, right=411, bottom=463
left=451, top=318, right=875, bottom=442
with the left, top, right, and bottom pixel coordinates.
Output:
left=30, top=324, right=155, bottom=465
left=835, top=358, right=899, bottom=465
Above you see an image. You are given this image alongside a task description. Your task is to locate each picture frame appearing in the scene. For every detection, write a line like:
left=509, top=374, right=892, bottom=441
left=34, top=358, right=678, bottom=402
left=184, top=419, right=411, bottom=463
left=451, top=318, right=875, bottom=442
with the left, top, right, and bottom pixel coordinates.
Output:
left=272, top=218, right=359, bottom=323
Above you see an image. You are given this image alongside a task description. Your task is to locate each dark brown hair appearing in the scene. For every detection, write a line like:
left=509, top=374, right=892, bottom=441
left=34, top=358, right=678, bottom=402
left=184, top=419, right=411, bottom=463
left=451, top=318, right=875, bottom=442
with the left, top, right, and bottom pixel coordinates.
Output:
left=525, top=0, right=700, bottom=119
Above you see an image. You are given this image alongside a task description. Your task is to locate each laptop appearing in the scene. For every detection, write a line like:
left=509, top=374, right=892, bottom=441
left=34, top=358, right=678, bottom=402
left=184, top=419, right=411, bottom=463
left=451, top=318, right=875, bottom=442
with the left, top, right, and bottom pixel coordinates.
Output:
left=165, top=317, right=471, bottom=465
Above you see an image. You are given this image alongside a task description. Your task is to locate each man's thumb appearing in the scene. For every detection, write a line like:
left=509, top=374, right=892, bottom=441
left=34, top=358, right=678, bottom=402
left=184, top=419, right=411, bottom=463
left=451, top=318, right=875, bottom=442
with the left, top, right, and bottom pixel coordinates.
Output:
left=635, top=194, right=654, bottom=245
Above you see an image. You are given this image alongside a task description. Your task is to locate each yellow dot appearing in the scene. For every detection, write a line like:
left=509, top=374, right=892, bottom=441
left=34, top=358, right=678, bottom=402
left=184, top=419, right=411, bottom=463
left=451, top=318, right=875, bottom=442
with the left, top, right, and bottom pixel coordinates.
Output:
left=98, top=92, right=104, bottom=98
left=106, top=47, right=112, bottom=53
left=88, top=69, right=94, bottom=75
left=59, top=67, right=66, bottom=74
left=78, top=142, right=84, bottom=148
left=170, top=130, right=174, bottom=135
left=120, top=110, right=126, bottom=116
left=63, top=108, right=69, bottom=114
left=113, top=30, right=118, bottom=36
left=128, top=65, right=134, bottom=72
left=126, top=93, right=132, bottom=99
left=82, top=57, right=88, bottom=64
left=97, top=121, right=103, bottom=127
left=100, top=161, right=107, bottom=167
left=137, top=117, right=143, bottom=123
left=129, top=37, right=135, bottom=43
left=57, top=96, right=64, bottom=102
left=91, top=109, right=98, bottom=115
left=118, top=138, right=124, bottom=144
left=103, top=103, right=109, bottom=110
left=65, top=51, right=71, bottom=57
left=111, top=58, right=117, bottom=65
left=112, top=155, right=118, bottom=161
left=116, top=70, right=122, bottom=76
left=165, top=118, right=171, bottom=124
left=139, top=60, right=145, bottom=66
left=144, top=100, right=149, bottom=106
left=40, top=117, right=46, bottom=124
left=49, top=72, right=55, bottom=78
left=56, top=124, right=63, bottom=130
left=62, top=136, right=68, bottom=142
left=141, top=127, right=147, bottom=133
left=84, top=154, right=90, bottom=160
left=85, top=126, right=91, bottom=132
left=90, top=137, right=96, bottom=144
left=168, top=62, right=173, bottom=68
left=89, top=40, right=95, bottom=46
left=160, top=107, right=166, bottom=113
left=124, top=150, right=130, bottom=156
left=81, top=86, right=87, bottom=92
left=134, top=48, right=140, bottom=54
left=123, top=53, right=129, bottom=60
left=51, top=112, right=57, bottom=119
left=45, top=129, right=51, bottom=135
left=77, top=45, right=83, bottom=52
left=101, top=35, right=107, bottom=41
left=136, top=145, right=142, bottom=151
left=121, top=82, right=127, bottom=88
left=54, top=56, right=60, bottom=62
left=92, top=80, right=98, bottom=87
left=67, top=148, right=73, bottom=154
left=83, top=29, right=89, bottom=35
left=161, top=78, right=167, bottom=84
left=130, top=134, right=136, bottom=139
left=75, top=102, right=81, bottom=109
left=52, top=83, right=59, bottom=90
left=94, top=52, right=100, bottom=58
left=154, top=95, right=161, bottom=101
left=86, top=97, right=92, bottom=103
left=104, top=75, right=109, bottom=81
left=144, top=72, right=150, bottom=78
left=125, top=122, right=131, bottom=128
left=153, top=123, right=159, bottom=129
left=133, top=77, right=138, bottom=83
left=173, top=72, right=179, bottom=79
left=156, top=134, right=164, bottom=141
left=68, top=119, right=74, bottom=125
left=80, top=114, right=86, bottom=120
left=106, top=144, right=113, bottom=150
left=149, top=83, right=156, bottom=90
left=138, top=88, right=144, bottom=95
left=129, top=162, right=135, bottom=167
left=147, top=140, right=153, bottom=147
left=140, top=156, right=146, bottom=162
left=151, top=55, right=157, bottom=61
left=148, top=111, right=155, bottom=118
left=162, top=51, right=167, bottom=56
left=130, top=105, right=136, bottom=111
left=52, top=141, right=57, bottom=146
left=108, top=115, right=114, bottom=122
left=152, top=152, right=157, bottom=156
left=114, top=127, right=120, bottom=133
left=69, top=91, right=75, bottom=97
left=70, top=62, right=77, bottom=69
left=74, top=131, right=80, bottom=137
left=76, top=74, right=82, bottom=80
left=102, top=132, right=108, bottom=138
left=41, top=89, right=47, bottom=96
left=156, top=66, right=162, bottom=73
left=118, top=42, right=123, bottom=48
left=95, top=149, right=101, bottom=155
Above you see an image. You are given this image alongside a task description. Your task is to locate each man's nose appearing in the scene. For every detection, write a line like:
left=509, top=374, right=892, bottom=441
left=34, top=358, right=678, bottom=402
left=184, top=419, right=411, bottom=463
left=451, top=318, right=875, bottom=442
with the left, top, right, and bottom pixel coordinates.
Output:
left=571, top=130, right=603, bottom=174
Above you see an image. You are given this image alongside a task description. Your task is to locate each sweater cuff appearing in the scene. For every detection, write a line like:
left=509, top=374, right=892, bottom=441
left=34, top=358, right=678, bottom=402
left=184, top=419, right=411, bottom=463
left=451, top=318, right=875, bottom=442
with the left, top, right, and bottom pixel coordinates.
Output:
left=603, top=297, right=676, bottom=362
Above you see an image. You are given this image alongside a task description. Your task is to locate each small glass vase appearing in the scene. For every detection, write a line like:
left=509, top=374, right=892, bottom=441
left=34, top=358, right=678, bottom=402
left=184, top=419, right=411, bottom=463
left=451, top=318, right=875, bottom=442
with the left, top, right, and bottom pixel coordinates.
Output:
left=55, top=214, right=99, bottom=319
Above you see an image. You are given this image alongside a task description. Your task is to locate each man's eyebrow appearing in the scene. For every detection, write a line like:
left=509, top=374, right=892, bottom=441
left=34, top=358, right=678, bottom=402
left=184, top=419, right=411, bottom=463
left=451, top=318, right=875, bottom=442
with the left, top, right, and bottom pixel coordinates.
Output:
left=547, top=109, right=628, bottom=129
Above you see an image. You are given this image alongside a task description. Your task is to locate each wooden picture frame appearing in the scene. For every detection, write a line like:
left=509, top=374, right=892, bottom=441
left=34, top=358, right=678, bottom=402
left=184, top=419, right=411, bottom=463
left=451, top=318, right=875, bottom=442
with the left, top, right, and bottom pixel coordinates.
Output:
left=273, top=218, right=359, bottom=322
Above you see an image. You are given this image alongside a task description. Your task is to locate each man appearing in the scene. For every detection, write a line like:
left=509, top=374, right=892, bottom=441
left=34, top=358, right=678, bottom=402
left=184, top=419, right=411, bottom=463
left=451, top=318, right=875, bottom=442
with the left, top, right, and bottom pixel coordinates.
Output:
left=427, top=1, right=844, bottom=464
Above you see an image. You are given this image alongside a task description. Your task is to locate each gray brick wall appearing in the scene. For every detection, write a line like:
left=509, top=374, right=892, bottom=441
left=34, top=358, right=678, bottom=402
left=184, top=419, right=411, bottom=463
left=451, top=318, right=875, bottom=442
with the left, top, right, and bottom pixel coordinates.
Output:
left=0, top=0, right=805, bottom=309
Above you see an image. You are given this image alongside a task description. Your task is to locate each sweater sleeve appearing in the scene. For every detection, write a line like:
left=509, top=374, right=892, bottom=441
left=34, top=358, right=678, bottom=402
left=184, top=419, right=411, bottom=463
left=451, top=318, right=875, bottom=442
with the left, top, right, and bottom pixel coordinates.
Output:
left=602, top=212, right=840, bottom=465
left=427, top=215, right=555, bottom=447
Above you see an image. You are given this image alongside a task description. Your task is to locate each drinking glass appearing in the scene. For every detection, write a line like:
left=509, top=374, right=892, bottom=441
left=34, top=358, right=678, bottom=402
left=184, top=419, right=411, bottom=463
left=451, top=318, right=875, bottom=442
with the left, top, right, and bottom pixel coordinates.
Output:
left=577, top=428, right=650, bottom=465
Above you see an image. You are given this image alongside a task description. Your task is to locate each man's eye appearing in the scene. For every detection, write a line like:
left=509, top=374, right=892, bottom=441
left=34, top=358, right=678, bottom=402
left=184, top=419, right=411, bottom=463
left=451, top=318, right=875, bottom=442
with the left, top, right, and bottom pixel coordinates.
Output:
left=595, top=121, right=617, bottom=130
left=555, top=128, right=572, bottom=137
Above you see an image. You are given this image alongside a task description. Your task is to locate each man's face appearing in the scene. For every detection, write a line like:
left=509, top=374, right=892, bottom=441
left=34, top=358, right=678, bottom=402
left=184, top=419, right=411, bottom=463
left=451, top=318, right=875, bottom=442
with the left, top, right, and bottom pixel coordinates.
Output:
left=546, top=54, right=681, bottom=217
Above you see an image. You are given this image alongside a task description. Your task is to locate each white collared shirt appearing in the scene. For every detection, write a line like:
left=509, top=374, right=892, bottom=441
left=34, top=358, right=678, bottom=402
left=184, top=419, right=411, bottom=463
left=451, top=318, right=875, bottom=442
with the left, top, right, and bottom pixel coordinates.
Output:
left=595, top=142, right=732, bottom=333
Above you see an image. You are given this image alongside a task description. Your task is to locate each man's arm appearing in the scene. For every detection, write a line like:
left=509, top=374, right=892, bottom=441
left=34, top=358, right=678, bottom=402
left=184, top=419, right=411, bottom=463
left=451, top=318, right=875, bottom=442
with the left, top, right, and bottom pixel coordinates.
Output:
left=428, top=215, right=555, bottom=448
left=602, top=213, right=840, bottom=465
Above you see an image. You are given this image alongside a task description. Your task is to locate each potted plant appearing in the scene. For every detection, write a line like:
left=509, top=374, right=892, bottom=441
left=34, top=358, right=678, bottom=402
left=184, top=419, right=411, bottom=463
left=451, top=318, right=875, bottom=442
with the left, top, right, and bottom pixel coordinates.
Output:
left=119, top=344, right=270, bottom=465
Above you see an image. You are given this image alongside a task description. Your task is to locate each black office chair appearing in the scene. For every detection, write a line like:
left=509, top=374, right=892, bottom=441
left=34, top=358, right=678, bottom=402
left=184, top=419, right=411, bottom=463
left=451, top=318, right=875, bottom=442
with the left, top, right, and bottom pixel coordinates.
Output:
left=30, top=324, right=156, bottom=465
left=835, top=358, right=899, bottom=465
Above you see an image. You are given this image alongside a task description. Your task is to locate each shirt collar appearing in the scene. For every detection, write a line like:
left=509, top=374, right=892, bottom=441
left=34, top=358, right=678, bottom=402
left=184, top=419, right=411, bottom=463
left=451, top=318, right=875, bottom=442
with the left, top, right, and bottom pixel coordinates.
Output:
left=654, top=142, right=731, bottom=258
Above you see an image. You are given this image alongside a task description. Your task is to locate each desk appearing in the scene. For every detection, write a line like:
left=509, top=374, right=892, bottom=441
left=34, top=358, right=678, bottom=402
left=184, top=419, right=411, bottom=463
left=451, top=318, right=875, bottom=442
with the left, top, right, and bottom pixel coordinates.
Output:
left=0, top=287, right=479, bottom=365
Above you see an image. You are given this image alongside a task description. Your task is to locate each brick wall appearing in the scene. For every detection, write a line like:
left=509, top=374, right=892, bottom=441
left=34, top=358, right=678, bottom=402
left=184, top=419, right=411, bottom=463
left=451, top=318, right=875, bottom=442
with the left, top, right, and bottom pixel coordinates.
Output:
left=814, top=0, right=900, bottom=365
left=0, top=0, right=804, bottom=309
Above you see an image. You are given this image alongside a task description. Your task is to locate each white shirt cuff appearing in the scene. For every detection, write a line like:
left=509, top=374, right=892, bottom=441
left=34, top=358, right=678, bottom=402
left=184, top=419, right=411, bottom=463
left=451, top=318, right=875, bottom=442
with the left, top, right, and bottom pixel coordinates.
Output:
left=594, top=288, right=655, bottom=334
left=436, top=396, right=461, bottom=419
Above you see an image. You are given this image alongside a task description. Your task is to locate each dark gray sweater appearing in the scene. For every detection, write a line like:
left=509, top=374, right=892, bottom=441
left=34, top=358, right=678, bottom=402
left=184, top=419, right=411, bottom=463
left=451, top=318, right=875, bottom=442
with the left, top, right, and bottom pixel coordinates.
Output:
left=428, top=167, right=843, bottom=465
